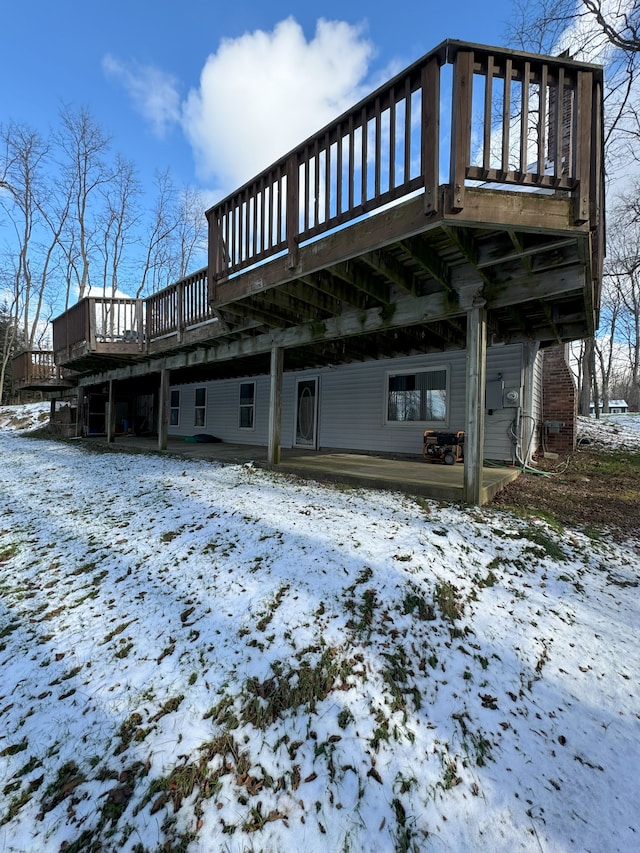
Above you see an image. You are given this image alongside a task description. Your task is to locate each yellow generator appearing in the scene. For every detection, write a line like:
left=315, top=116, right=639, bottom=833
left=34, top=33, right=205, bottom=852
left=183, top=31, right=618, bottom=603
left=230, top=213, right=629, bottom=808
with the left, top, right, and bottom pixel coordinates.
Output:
left=422, top=430, right=465, bottom=464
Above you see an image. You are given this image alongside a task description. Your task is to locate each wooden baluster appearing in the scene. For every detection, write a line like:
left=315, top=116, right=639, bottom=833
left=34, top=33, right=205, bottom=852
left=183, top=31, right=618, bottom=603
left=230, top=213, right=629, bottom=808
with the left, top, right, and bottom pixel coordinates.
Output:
left=286, top=154, right=299, bottom=270
left=575, top=70, right=592, bottom=224
left=449, top=49, right=474, bottom=212
left=422, top=55, right=440, bottom=215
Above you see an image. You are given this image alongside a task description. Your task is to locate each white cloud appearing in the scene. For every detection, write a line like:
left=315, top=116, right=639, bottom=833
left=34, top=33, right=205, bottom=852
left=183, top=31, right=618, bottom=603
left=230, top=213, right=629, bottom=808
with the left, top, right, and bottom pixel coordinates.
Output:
left=102, top=54, right=181, bottom=138
left=554, top=0, right=636, bottom=62
left=182, top=17, right=374, bottom=189
left=105, top=18, right=374, bottom=195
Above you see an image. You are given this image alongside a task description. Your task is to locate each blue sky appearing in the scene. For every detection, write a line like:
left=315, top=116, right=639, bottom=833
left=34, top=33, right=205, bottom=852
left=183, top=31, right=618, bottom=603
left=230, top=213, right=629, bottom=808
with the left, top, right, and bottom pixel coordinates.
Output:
left=1, top=0, right=518, bottom=204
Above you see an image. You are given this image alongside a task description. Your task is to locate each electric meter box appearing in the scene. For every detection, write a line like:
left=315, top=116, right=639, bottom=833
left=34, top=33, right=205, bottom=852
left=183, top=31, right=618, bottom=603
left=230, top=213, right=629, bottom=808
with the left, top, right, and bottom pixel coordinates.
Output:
left=486, top=380, right=504, bottom=411
left=503, top=387, right=522, bottom=407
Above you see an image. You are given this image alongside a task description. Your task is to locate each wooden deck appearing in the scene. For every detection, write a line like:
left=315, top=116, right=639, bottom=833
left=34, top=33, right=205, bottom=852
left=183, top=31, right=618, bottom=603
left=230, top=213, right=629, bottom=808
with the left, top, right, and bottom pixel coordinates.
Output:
left=11, top=350, right=76, bottom=392
left=51, top=40, right=603, bottom=377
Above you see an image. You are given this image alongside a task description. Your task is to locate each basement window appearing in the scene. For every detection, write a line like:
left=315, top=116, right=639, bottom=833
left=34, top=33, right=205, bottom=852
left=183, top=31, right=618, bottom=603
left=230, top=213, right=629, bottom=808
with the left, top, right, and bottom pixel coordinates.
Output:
left=239, top=381, right=255, bottom=429
left=386, top=368, right=447, bottom=424
left=169, top=390, right=180, bottom=426
left=194, top=387, right=206, bottom=428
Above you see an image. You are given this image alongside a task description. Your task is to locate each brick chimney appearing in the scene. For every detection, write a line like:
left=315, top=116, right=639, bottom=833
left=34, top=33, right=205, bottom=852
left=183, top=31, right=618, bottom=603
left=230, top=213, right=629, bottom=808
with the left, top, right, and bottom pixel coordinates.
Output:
left=542, top=344, right=577, bottom=453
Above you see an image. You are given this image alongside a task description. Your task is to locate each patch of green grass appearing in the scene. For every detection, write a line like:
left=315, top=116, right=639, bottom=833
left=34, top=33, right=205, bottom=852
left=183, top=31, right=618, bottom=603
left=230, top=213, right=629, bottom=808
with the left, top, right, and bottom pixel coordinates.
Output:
left=152, top=695, right=184, bottom=721
left=337, top=707, right=354, bottom=729
left=68, top=561, right=97, bottom=577
left=592, top=451, right=640, bottom=476
left=255, top=584, right=289, bottom=632
left=370, top=718, right=391, bottom=751
left=0, top=789, right=32, bottom=826
left=379, top=643, right=423, bottom=714
left=115, top=713, right=151, bottom=754
left=0, top=620, right=20, bottom=640
left=477, top=568, right=499, bottom=587
left=0, top=543, right=19, bottom=563
left=101, top=620, right=136, bottom=645
left=582, top=524, right=604, bottom=541
left=114, top=642, right=134, bottom=660
left=506, top=503, right=565, bottom=532
left=204, top=695, right=240, bottom=729
left=160, top=530, right=179, bottom=543
left=440, top=757, right=462, bottom=790
left=402, top=590, right=436, bottom=621
left=0, top=740, right=28, bottom=758
left=139, top=734, right=239, bottom=818
left=521, top=526, right=567, bottom=561
left=434, top=579, right=463, bottom=622
left=40, top=761, right=86, bottom=816
left=240, top=646, right=355, bottom=729
left=414, top=496, right=431, bottom=514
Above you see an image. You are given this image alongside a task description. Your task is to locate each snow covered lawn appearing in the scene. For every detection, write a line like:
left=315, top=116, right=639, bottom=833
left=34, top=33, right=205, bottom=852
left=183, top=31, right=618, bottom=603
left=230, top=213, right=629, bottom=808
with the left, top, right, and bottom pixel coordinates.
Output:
left=0, top=417, right=638, bottom=852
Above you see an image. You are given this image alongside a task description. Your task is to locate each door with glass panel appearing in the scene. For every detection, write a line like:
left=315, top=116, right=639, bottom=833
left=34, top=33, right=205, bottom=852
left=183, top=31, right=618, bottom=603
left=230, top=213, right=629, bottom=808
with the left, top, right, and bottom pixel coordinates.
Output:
left=294, top=378, right=318, bottom=448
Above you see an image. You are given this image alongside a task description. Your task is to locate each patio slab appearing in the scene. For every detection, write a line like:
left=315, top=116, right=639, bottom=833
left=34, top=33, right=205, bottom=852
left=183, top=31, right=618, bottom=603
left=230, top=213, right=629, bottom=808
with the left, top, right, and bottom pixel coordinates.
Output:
left=76, top=435, right=519, bottom=504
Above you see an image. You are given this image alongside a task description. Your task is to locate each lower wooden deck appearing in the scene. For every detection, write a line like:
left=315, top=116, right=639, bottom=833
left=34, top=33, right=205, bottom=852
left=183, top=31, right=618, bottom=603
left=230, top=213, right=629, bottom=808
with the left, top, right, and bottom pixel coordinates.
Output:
left=73, top=436, right=519, bottom=504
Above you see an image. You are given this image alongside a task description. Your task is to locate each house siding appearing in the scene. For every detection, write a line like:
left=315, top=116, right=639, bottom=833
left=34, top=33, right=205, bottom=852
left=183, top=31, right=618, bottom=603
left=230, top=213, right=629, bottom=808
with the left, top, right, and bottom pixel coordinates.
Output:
left=168, top=344, right=526, bottom=462
left=531, top=348, right=544, bottom=454
left=482, top=345, right=524, bottom=463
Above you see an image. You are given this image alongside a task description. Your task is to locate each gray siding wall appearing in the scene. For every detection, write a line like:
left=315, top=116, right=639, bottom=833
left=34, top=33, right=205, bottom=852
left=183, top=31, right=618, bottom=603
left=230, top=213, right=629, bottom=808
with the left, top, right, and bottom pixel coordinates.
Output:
left=483, top=344, right=524, bottom=463
left=168, top=344, right=525, bottom=462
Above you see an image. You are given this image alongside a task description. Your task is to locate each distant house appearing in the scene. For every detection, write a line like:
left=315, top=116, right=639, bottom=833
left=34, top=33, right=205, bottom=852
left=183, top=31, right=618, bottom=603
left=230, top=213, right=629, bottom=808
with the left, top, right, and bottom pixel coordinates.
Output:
left=590, top=400, right=629, bottom=415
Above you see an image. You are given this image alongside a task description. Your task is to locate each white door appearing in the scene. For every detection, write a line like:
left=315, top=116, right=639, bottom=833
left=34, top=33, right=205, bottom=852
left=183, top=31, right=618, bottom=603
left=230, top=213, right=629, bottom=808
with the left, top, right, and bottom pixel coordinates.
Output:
left=295, top=378, right=318, bottom=448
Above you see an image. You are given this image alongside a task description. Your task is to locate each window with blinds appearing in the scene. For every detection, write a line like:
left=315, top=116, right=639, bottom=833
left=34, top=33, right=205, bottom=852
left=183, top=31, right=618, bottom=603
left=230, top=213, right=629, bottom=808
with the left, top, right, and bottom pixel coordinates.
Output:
left=386, top=368, right=447, bottom=423
left=194, top=387, right=206, bottom=428
left=169, top=389, right=180, bottom=426
left=239, top=381, right=255, bottom=429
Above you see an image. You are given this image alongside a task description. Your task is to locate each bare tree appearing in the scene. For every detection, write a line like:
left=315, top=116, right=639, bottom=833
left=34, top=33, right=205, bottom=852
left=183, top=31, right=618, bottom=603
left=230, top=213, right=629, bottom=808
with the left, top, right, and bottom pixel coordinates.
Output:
left=97, top=154, right=142, bottom=297
left=598, top=196, right=640, bottom=409
left=505, top=0, right=577, bottom=53
left=1, top=105, right=209, bottom=385
left=582, top=0, right=640, bottom=52
left=0, top=121, right=71, bottom=403
left=594, top=281, right=622, bottom=412
left=175, top=185, right=207, bottom=278
left=136, top=169, right=180, bottom=298
left=506, top=0, right=640, bottom=413
left=55, top=105, right=112, bottom=304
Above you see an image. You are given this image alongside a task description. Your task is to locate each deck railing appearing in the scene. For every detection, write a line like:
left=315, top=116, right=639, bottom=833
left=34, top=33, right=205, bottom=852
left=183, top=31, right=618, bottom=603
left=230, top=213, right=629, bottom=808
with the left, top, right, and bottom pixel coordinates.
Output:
left=93, top=297, right=143, bottom=345
left=53, top=297, right=144, bottom=357
left=12, top=350, right=70, bottom=386
left=146, top=267, right=215, bottom=341
left=207, top=39, right=603, bottom=281
left=52, top=299, right=89, bottom=354
left=53, top=271, right=217, bottom=361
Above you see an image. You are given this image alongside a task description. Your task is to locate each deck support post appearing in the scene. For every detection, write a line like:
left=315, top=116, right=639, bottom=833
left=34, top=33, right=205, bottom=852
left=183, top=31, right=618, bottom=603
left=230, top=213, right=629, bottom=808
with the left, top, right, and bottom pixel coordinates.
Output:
left=463, top=300, right=487, bottom=505
left=268, top=345, right=284, bottom=465
left=158, top=368, right=170, bottom=451
left=107, top=380, right=116, bottom=444
left=75, top=386, right=85, bottom=437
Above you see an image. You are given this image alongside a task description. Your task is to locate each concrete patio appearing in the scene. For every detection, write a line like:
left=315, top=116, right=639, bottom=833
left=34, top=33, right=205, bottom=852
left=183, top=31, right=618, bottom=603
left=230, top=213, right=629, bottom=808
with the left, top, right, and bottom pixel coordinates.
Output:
left=75, top=435, right=519, bottom=504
